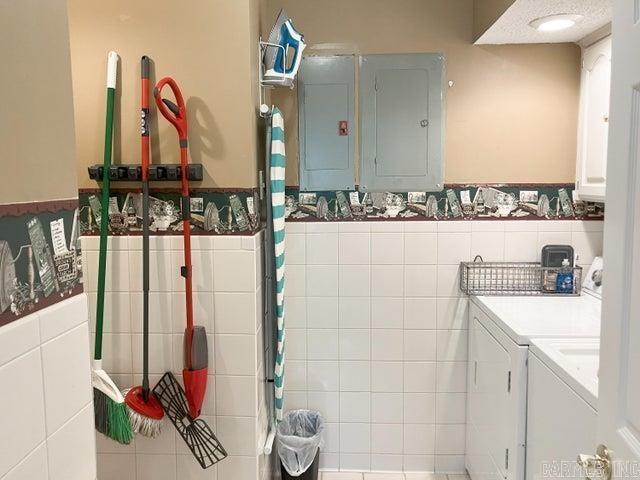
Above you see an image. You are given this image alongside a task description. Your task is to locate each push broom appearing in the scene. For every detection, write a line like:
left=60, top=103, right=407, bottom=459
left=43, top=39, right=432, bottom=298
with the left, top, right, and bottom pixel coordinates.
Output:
left=152, top=76, right=226, bottom=469
left=123, top=56, right=164, bottom=438
left=92, top=50, right=133, bottom=445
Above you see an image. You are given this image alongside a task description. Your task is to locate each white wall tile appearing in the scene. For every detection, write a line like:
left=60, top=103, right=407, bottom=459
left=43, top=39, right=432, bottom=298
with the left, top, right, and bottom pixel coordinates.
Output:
left=372, top=329, right=403, bottom=361
left=404, top=233, right=438, bottom=264
left=371, top=393, right=403, bottom=423
left=286, top=265, right=307, bottom=297
left=434, top=425, right=465, bottom=454
left=94, top=333, right=132, bottom=374
left=130, top=250, right=173, bottom=292
left=176, top=454, right=217, bottom=480
left=214, top=292, right=255, bottom=334
left=46, top=405, right=96, bottom=480
left=436, top=297, right=468, bottom=330
left=340, top=392, right=371, bottom=422
left=307, top=361, right=339, bottom=391
left=214, top=334, right=256, bottom=375
left=172, top=291, right=214, bottom=334
left=371, top=233, right=404, bottom=264
left=97, top=454, right=136, bottom=480
left=404, top=330, right=436, bottom=361
left=2, top=444, right=48, bottom=480
left=371, top=454, right=404, bottom=471
left=212, top=251, right=256, bottom=292
left=371, top=265, right=404, bottom=297
left=338, top=222, right=371, bottom=233
left=471, top=221, right=505, bottom=232
left=404, top=455, right=435, bottom=472
left=437, top=222, right=472, bottom=233
left=217, top=455, right=258, bottom=480
left=0, top=313, right=40, bottom=367
left=286, top=233, right=306, bottom=265
left=371, top=424, right=403, bottom=454
left=0, top=350, right=46, bottom=478
left=307, top=223, right=338, bottom=233
left=130, top=292, right=172, bottom=333
left=436, top=393, right=466, bottom=424
left=135, top=453, right=177, bottom=480
left=133, top=333, right=173, bottom=375
left=285, top=297, right=307, bottom=328
left=404, top=222, right=437, bottom=233
left=437, top=233, right=471, bottom=264
left=339, top=297, right=371, bottom=328
left=307, top=233, right=338, bottom=264
left=340, top=361, right=371, bottom=392
left=572, top=230, right=603, bottom=265
left=340, top=453, right=371, bottom=471
left=504, top=231, right=538, bottom=262
left=403, top=424, right=435, bottom=455
left=86, top=251, right=130, bottom=292
left=404, top=265, right=437, bottom=297
left=285, top=360, right=307, bottom=391
left=323, top=422, right=341, bottom=453
left=371, top=362, right=403, bottom=393
left=216, top=375, right=258, bottom=417
left=404, top=298, right=437, bottom=329
left=436, top=362, right=467, bottom=393
left=306, top=265, right=338, bottom=297
left=339, top=329, right=371, bottom=360
left=307, top=391, right=339, bottom=422
left=436, top=265, right=461, bottom=298
left=340, top=423, right=371, bottom=453
left=339, top=233, right=371, bottom=265
left=404, top=393, right=436, bottom=424
left=371, top=222, right=404, bottom=233
left=471, top=231, right=505, bottom=262
left=286, top=328, right=307, bottom=360
left=41, top=323, right=92, bottom=434
left=371, top=297, right=403, bottom=329
left=40, top=294, right=89, bottom=342
left=339, top=265, right=371, bottom=297
left=434, top=454, right=466, bottom=473
left=307, top=329, right=338, bottom=360
left=436, top=331, right=468, bottom=361
left=217, top=416, right=257, bottom=456
left=404, top=362, right=437, bottom=393
left=286, top=222, right=307, bottom=234
left=306, top=296, right=338, bottom=328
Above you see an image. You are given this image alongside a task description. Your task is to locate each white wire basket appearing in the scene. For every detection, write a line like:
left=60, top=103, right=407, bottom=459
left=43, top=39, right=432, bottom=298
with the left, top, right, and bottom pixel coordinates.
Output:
left=459, top=257, right=582, bottom=296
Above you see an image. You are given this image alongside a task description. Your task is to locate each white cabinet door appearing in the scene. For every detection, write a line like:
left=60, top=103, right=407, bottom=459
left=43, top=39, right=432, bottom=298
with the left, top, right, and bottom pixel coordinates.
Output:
left=576, top=37, right=611, bottom=202
left=526, top=354, right=597, bottom=480
left=466, top=303, right=528, bottom=480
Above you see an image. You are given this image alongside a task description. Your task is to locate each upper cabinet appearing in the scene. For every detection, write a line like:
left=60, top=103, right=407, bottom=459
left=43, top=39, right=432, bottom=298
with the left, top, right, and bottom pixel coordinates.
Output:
left=298, top=56, right=355, bottom=192
left=576, top=36, right=611, bottom=203
left=359, top=54, right=445, bottom=192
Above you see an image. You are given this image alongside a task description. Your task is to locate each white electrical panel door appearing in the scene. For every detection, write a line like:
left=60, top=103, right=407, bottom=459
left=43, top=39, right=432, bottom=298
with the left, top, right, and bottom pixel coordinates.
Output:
left=576, top=37, right=612, bottom=202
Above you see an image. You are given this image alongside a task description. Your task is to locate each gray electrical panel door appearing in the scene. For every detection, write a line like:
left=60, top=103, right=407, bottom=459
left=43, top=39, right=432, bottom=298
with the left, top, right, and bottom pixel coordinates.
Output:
left=360, top=53, right=444, bottom=192
left=298, top=56, right=355, bottom=191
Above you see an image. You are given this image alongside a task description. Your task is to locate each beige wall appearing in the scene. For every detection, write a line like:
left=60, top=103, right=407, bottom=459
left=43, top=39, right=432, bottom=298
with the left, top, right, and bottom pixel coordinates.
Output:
left=268, top=0, right=581, bottom=186
left=473, top=0, right=515, bottom=40
left=68, top=0, right=263, bottom=189
left=0, top=0, right=78, bottom=203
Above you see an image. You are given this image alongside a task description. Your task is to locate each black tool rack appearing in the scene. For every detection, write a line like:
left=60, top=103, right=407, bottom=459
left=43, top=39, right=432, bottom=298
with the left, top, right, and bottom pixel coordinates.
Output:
left=88, top=164, right=203, bottom=182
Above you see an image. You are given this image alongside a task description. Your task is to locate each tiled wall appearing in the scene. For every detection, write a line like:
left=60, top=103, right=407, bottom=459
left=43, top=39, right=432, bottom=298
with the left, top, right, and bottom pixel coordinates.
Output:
left=80, top=234, right=272, bottom=480
left=0, top=294, right=96, bottom=480
left=282, top=219, right=603, bottom=474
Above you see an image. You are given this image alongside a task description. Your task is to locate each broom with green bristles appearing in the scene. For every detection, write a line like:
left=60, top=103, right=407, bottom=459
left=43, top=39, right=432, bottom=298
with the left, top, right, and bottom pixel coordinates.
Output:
left=92, top=50, right=133, bottom=445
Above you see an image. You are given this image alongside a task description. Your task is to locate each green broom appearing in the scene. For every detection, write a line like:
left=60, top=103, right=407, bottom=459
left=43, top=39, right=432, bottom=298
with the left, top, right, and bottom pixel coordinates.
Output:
left=92, top=50, right=133, bottom=444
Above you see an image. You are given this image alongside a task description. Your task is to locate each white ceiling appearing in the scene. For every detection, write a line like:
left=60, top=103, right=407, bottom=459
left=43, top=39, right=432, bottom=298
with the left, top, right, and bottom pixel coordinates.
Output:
left=476, top=0, right=612, bottom=45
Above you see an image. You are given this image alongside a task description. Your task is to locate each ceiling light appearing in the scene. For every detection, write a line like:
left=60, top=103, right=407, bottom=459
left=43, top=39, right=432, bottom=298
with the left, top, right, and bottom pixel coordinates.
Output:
left=529, top=14, right=583, bottom=32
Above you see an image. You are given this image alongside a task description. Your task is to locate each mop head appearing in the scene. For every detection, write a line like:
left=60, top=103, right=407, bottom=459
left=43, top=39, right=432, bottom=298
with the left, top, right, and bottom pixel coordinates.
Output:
left=92, top=363, right=133, bottom=445
left=153, top=372, right=227, bottom=469
left=123, top=386, right=164, bottom=438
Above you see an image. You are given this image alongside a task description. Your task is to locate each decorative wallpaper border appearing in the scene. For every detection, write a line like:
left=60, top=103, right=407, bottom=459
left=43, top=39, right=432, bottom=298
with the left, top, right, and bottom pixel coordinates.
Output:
left=284, top=184, right=605, bottom=222
left=78, top=188, right=261, bottom=236
left=0, top=199, right=82, bottom=327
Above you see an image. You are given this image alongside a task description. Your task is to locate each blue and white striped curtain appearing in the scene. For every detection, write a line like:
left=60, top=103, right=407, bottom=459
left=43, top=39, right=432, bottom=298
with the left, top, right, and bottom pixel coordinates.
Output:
left=271, top=108, right=286, bottom=422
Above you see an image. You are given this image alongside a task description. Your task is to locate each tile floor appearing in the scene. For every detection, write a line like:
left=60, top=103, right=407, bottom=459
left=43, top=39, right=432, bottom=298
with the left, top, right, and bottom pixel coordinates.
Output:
left=321, top=472, right=470, bottom=480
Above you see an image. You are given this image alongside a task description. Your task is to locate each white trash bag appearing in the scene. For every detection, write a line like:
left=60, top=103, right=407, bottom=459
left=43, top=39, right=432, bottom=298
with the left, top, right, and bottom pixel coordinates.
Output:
left=277, top=410, right=324, bottom=477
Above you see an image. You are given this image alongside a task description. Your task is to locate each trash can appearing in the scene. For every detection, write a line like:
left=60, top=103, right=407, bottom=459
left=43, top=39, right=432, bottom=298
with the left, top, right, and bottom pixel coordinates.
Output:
left=277, top=410, right=324, bottom=479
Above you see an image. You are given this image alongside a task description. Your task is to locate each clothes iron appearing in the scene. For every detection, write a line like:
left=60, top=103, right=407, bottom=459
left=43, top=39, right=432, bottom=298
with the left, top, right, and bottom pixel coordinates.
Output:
left=262, top=9, right=306, bottom=87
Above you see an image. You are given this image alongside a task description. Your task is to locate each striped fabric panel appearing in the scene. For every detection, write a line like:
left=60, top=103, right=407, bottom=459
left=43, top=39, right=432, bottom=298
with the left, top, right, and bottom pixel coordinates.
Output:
left=271, top=108, right=287, bottom=422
